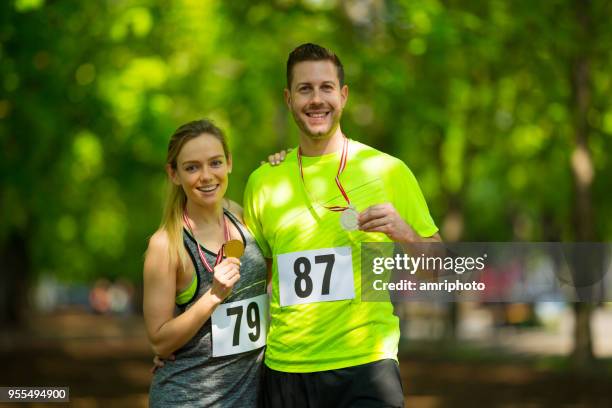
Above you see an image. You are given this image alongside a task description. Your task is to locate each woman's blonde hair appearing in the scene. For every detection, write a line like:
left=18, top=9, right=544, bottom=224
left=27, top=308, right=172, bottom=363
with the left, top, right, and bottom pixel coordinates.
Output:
left=160, top=119, right=229, bottom=272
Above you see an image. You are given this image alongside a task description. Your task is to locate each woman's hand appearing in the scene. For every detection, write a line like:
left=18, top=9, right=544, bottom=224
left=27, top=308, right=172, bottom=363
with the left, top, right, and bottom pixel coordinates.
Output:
left=210, top=257, right=241, bottom=303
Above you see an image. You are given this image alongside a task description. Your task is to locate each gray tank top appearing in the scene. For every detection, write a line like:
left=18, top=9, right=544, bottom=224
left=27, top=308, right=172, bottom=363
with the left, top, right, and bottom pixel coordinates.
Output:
left=149, top=210, right=267, bottom=408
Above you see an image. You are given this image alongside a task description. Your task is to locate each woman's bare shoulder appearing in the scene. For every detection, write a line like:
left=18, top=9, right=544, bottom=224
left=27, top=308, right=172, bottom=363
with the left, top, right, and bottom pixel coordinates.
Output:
left=147, top=229, right=171, bottom=253
left=144, top=229, right=175, bottom=278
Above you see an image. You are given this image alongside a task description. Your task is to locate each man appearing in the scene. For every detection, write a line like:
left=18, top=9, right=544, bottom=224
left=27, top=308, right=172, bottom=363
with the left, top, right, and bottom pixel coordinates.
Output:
left=244, top=43, right=441, bottom=408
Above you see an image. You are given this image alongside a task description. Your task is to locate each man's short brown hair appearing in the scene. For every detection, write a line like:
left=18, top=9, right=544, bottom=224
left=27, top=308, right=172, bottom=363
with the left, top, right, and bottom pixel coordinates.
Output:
left=286, top=43, right=345, bottom=88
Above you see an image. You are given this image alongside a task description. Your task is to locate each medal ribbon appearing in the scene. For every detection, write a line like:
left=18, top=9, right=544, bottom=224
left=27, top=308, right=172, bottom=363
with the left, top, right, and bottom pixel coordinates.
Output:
left=297, top=136, right=351, bottom=212
left=183, top=207, right=230, bottom=273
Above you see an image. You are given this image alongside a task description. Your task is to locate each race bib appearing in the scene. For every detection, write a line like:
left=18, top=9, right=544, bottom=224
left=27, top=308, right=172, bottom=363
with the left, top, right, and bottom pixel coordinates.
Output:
left=277, top=247, right=355, bottom=306
left=211, top=293, right=268, bottom=357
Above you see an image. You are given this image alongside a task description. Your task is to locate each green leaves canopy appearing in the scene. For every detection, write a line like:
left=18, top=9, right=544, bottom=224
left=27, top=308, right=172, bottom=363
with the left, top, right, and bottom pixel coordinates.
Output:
left=1, top=0, right=611, bottom=283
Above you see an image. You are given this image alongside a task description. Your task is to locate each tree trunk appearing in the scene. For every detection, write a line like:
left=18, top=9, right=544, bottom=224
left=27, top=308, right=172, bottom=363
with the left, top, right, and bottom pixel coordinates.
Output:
left=569, top=0, right=595, bottom=370
left=0, top=230, right=30, bottom=329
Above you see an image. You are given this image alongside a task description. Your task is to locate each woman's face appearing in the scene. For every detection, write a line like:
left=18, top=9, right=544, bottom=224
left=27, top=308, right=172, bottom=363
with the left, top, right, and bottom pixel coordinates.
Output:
left=170, top=133, right=231, bottom=208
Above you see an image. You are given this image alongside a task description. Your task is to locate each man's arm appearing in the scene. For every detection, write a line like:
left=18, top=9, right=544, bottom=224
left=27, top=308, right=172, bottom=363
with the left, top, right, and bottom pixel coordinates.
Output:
left=359, top=157, right=442, bottom=253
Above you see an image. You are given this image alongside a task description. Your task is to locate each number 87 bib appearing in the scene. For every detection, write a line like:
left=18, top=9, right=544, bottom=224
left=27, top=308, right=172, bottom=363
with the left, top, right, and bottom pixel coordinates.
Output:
left=277, top=247, right=355, bottom=307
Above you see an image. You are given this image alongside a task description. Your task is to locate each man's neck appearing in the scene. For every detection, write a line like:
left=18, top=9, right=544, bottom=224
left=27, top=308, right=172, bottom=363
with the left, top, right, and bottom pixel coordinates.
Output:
left=299, top=128, right=344, bottom=156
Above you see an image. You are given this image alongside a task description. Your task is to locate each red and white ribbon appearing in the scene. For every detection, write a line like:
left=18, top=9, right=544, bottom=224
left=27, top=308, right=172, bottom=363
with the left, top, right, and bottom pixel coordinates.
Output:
left=183, top=208, right=230, bottom=273
left=297, top=136, right=351, bottom=212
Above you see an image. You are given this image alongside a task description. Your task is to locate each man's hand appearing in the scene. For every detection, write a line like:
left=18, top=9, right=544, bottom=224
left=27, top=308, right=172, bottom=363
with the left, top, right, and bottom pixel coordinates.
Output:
left=261, top=148, right=292, bottom=166
left=150, top=354, right=175, bottom=374
left=358, top=203, right=419, bottom=243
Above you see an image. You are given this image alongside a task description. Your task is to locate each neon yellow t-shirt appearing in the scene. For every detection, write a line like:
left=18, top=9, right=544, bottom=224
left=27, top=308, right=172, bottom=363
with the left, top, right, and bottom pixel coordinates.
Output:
left=243, top=139, right=437, bottom=372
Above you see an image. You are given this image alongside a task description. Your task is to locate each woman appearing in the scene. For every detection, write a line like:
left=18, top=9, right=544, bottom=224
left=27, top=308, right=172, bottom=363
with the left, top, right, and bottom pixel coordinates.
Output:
left=144, top=119, right=268, bottom=407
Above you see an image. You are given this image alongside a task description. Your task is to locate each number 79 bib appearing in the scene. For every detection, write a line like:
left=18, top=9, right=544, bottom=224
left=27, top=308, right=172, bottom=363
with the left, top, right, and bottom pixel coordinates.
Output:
left=211, top=294, right=268, bottom=357
left=277, top=247, right=355, bottom=307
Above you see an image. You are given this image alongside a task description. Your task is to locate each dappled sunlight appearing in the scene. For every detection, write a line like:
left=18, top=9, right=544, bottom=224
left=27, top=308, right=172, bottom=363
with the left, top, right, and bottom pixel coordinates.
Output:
left=121, top=58, right=168, bottom=89
left=355, top=153, right=395, bottom=177
left=98, top=57, right=168, bottom=127
left=110, top=7, right=153, bottom=40
left=266, top=179, right=294, bottom=209
left=14, top=0, right=44, bottom=12
left=276, top=206, right=311, bottom=229
left=72, top=131, right=104, bottom=182
left=510, top=125, right=547, bottom=157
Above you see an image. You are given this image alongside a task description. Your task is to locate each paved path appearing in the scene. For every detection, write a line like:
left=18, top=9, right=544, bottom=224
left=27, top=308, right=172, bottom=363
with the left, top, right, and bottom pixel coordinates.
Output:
left=1, top=309, right=610, bottom=407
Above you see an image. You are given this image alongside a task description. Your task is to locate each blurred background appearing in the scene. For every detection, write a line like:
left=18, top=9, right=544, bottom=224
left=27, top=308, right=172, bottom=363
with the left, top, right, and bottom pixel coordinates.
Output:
left=1, top=0, right=611, bottom=406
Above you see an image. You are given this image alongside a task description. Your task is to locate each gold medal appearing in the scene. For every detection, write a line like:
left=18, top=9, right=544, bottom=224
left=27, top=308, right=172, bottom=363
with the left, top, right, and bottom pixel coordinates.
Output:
left=224, top=239, right=245, bottom=258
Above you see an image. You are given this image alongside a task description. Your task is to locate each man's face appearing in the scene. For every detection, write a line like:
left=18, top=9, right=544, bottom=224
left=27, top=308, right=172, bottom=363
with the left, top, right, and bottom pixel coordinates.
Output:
left=285, top=60, right=348, bottom=140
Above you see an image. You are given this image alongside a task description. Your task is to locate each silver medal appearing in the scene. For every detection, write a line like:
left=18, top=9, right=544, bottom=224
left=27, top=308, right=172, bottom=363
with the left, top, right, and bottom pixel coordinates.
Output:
left=340, top=207, right=359, bottom=231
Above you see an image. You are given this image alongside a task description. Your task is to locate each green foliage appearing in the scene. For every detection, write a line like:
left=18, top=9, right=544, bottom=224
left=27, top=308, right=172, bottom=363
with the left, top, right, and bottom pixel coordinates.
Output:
left=1, top=0, right=611, bottom=284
